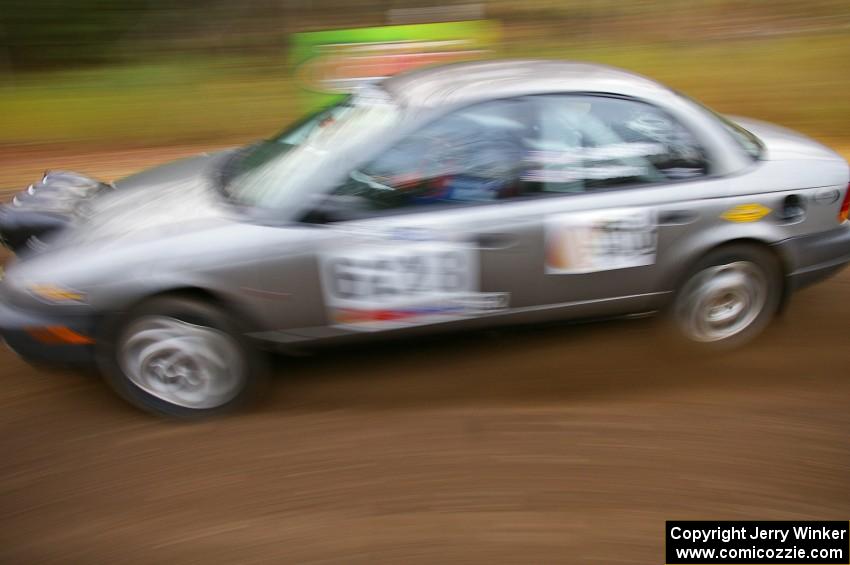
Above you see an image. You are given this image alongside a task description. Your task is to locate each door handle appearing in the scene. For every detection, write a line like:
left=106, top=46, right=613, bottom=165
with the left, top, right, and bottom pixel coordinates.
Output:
left=473, top=232, right=518, bottom=249
left=658, top=210, right=698, bottom=225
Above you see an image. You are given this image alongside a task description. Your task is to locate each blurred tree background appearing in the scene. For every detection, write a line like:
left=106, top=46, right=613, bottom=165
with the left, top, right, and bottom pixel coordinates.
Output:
left=0, top=0, right=849, bottom=149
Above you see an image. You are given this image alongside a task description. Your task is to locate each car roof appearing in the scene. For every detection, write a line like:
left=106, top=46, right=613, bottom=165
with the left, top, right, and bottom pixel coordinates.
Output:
left=380, top=59, right=673, bottom=110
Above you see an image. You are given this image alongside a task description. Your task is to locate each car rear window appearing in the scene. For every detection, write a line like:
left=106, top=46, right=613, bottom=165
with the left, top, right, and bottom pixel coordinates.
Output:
left=675, top=91, right=764, bottom=161
left=717, top=114, right=765, bottom=160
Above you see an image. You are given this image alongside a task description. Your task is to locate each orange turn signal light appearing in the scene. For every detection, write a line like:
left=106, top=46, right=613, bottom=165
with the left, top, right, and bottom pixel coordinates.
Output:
left=26, top=326, right=94, bottom=345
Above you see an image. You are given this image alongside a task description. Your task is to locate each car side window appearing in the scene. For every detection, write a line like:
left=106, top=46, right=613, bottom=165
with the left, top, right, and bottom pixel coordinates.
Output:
left=524, top=95, right=709, bottom=194
left=333, top=98, right=533, bottom=211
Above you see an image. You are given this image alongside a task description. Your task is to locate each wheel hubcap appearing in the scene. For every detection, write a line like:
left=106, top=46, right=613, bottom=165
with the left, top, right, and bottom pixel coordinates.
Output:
left=676, top=261, right=767, bottom=343
left=119, top=316, right=244, bottom=409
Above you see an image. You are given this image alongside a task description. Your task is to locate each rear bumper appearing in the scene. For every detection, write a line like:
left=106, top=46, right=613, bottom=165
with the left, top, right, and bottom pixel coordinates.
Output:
left=0, top=300, right=96, bottom=366
left=774, top=223, right=850, bottom=291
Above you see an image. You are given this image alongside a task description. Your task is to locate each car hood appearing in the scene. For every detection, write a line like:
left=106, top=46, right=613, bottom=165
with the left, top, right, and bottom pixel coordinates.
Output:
left=59, top=151, right=238, bottom=249
left=731, top=116, right=843, bottom=162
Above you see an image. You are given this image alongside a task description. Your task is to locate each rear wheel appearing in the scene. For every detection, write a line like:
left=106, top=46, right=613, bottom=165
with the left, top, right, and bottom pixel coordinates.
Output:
left=100, top=296, right=266, bottom=418
left=669, top=244, right=782, bottom=349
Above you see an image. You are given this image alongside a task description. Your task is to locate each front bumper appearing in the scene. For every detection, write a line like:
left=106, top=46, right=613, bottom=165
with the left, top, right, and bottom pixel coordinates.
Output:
left=0, top=300, right=96, bottom=366
left=774, top=223, right=850, bottom=291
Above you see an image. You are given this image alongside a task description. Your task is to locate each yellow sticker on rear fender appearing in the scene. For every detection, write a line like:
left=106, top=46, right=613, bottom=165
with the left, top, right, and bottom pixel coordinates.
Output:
left=721, top=203, right=771, bottom=223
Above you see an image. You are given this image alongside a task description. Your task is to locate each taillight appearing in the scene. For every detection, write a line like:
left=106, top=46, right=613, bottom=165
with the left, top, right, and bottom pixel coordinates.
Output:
left=840, top=183, right=850, bottom=223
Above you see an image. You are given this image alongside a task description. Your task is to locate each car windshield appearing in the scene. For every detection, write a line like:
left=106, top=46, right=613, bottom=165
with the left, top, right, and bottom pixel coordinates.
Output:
left=224, top=88, right=400, bottom=211
left=675, top=91, right=764, bottom=160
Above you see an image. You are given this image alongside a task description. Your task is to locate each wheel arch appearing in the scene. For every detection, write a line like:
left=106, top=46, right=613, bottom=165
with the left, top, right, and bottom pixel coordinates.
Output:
left=664, top=237, right=790, bottom=311
left=95, top=285, right=266, bottom=344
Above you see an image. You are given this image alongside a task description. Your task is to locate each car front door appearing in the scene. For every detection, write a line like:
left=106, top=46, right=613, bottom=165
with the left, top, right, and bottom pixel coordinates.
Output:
left=306, top=97, right=551, bottom=335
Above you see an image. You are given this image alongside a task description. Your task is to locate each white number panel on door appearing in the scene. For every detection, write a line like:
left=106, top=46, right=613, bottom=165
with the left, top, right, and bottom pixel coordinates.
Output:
left=320, top=239, right=508, bottom=331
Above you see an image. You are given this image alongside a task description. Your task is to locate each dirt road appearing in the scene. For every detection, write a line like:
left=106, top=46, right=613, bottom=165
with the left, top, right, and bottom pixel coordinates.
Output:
left=0, top=147, right=849, bottom=563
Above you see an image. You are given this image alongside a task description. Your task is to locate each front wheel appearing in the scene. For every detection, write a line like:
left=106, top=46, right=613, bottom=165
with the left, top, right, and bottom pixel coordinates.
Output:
left=669, top=244, right=782, bottom=349
left=99, top=296, right=267, bottom=418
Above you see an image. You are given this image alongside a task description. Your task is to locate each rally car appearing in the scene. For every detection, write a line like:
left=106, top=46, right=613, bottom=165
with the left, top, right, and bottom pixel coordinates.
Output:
left=1, top=59, right=848, bottom=417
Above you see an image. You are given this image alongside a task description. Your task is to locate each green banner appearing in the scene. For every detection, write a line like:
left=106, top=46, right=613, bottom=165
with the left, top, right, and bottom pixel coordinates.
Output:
left=290, top=20, right=500, bottom=111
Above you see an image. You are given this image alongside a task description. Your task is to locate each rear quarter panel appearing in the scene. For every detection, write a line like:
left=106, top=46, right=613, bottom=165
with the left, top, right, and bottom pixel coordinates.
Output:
left=652, top=157, right=849, bottom=296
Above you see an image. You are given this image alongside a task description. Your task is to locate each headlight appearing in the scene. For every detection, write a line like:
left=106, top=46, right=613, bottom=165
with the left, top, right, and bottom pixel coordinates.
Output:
left=28, top=283, right=86, bottom=304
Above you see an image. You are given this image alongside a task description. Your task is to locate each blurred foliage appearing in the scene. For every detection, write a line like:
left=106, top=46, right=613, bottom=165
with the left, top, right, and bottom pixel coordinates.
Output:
left=0, top=0, right=849, bottom=148
left=0, top=0, right=146, bottom=69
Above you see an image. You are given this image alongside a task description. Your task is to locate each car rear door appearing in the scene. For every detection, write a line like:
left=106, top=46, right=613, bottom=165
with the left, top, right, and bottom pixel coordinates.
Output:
left=518, top=93, right=724, bottom=314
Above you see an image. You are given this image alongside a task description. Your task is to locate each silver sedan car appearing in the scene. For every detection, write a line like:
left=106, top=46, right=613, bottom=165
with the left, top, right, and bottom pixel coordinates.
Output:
left=2, top=60, right=849, bottom=417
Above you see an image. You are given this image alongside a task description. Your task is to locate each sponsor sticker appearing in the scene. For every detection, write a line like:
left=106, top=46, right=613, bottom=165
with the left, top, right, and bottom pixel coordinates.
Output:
left=545, top=208, right=657, bottom=274
left=721, top=203, right=771, bottom=223
left=320, top=240, right=507, bottom=331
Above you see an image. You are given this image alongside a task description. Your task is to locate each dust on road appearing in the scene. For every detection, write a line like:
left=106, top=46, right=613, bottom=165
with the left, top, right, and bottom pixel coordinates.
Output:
left=0, top=146, right=849, bottom=563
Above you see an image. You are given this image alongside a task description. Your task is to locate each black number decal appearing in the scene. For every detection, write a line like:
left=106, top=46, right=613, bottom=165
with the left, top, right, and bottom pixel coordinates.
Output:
left=398, top=254, right=428, bottom=293
left=371, top=258, right=398, bottom=298
left=437, top=251, right=466, bottom=291
left=330, top=258, right=358, bottom=299
left=328, top=247, right=470, bottom=300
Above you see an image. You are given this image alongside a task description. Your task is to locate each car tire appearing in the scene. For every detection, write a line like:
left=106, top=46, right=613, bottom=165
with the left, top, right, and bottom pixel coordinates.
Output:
left=665, top=243, right=783, bottom=350
left=98, top=296, right=268, bottom=418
